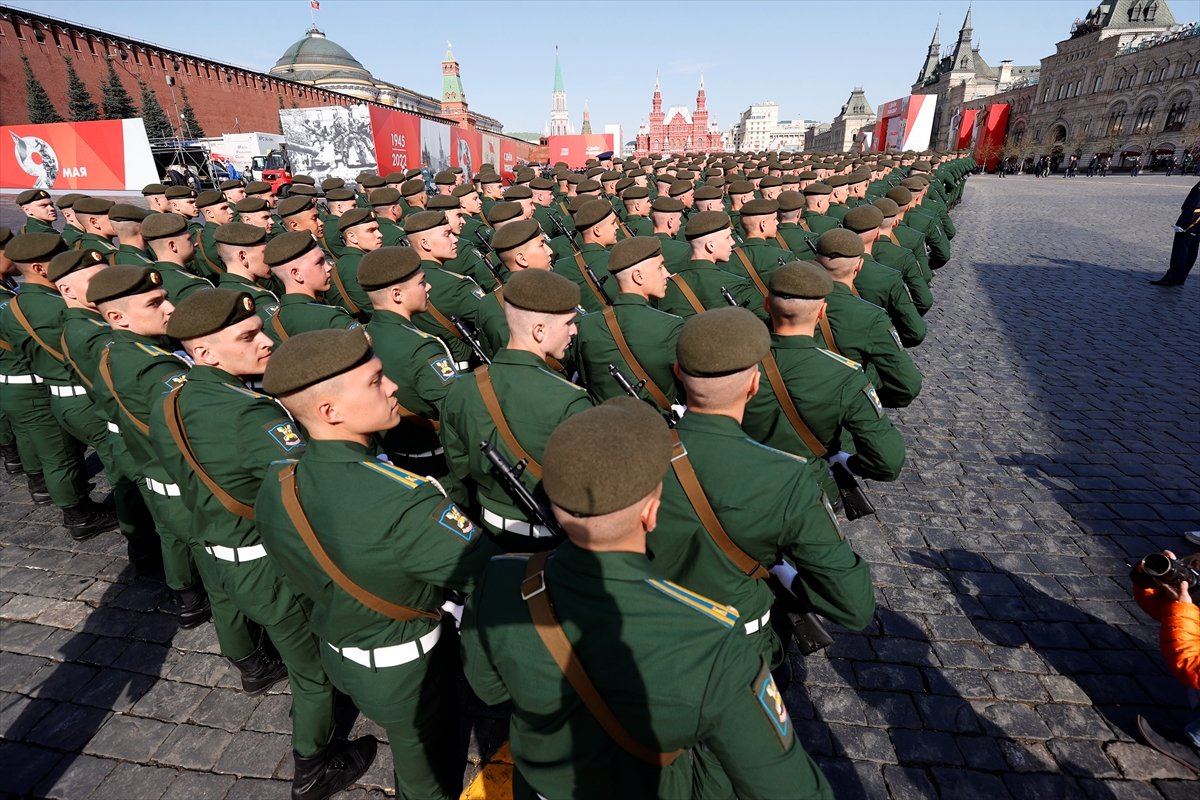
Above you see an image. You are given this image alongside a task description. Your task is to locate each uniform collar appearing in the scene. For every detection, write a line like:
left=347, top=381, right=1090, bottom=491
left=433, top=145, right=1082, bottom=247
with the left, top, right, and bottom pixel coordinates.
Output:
left=62, top=307, right=104, bottom=322
left=303, top=438, right=373, bottom=463
left=682, top=258, right=719, bottom=271
left=492, top=347, right=552, bottom=368
left=110, top=328, right=167, bottom=348
left=770, top=332, right=818, bottom=349
left=830, top=282, right=853, bottom=296
left=370, top=308, right=416, bottom=328
left=18, top=281, right=59, bottom=297
left=674, top=408, right=746, bottom=438
left=551, top=540, right=657, bottom=582
left=739, top=237, right=768, bottom=248
left=579, top=241, right=609, bottom=254
left=613, top=292, right=651, bottom=307
left=152, top=260, right=191, bottom=272
left=185, top=364, right=242, bottom=384
left=280, top=292, right=320, bottom=305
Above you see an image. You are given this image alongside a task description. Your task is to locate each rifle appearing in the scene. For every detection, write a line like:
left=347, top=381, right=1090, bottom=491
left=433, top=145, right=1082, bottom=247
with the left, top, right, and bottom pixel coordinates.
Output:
left=831, top=461, right=876, bottom=521
left=720, top=286, right=742, bottom=307
left=768, top=561, right=833, bottom=655
left=450, top=316, right=492, bottom=366
left=585, top=263, right=613, bottom=305
left=480, top=442, right=565, bottom=538
left=470, top=228, right=503, bottom=285
left=548, top=211, right=580, bottom=253
left=608, top=363, right=646, bottom=400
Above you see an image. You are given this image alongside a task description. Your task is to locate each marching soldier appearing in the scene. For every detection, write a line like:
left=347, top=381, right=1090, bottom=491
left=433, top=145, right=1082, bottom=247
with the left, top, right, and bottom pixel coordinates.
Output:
left=0, top=228, right=22, bottom=476
left=530, top=176, right=562, bottom=237
left=775, top=191, right=820, bottom=257
left=874, top=196, right=933, bottom=283
left=433, top=195, right=500, bottom=293
left=16, top=189, right=58, bottom=235
left=551, top=198, right=618, bottom=313
left=142, top=183, right=171, bottom=214
left=263, top=231, right=360, bottom=344
left=368, top=187, right=408, bottom=246
left=56, top=194, right=88, bottom=247
left=214, top=223, right=280, bottom=325
left=729, top=198, right=793, bottom=293
left=220, top=178, right=247, bottom=207
left=325, top=208, right=381, bottom=320
left=800, top=183, right=840, bottom=235
left=399, top=178, right=429, bottom=216
left=620, top=186, right=655, bottom=236
left=866, top=198, right=933, bottom=315
left=841, top=208, right=926, bottom=348
left=659, top=211, right=765, bottom=320
left=887, top=186, right=950, bottom=270
left=165, top=186, right=202, bottom=235
left=320, top=187, right=358, bottom=259
left=109, top=204, right=155, bottom=266
left=403, top=210, right=485, bottom=371
left=141, top=213, right=212, bottom=303
left=232, top=196, right=276, bottom=237
left=454, top=183, right=489, bottom=243
left=648, top=196, right=692, bottom=272
left=475, top=219, right=555, bottom=356
left=72, top=198, right=119, bottom=256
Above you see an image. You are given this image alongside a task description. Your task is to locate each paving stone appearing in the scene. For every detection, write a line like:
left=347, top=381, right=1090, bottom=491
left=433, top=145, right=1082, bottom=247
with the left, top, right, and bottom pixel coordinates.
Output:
left=26, top=661, right=101, bottom=701
left=224, top=777, right=291, bottom=800
left=84, top=715, right=175, bottom=762
left=129, top=681, right=211, bottom=723
left=882, top=764, right=938, bottom=799
left=1105, top=742, right=1197, bottom=780
left=72, top=667, right=158, bottom=712
left=892, top=729, right=964, bottom=766
left=929, top=766, right=1012, bottom=799
left=213, top=730, right=292, bottom=778
left=25, top=701, right=113, bottom=752
left=161, top=770, right=237, bottom=800
left=0, top=742, right=65, bottom=795
left=34, top=754, right=117, bottom=799
left=153, top=723, right=234, bottom=770
left=91, top=760, right=178, bottom=800
left=189, top=686, right=261, bottom=732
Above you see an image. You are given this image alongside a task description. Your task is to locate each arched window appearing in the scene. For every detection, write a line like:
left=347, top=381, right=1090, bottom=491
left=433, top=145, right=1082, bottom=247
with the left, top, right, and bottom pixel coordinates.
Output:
left=1108, top=106, right=1127, bottom=134
left=1165, top=99, right=1191, bottom=131
left=1133, top=102, right=1157, bottom=133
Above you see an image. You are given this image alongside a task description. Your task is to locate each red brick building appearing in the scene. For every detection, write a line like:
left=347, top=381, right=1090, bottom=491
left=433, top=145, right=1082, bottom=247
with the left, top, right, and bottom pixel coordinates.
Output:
left=634, top=75, right=722, bottom=157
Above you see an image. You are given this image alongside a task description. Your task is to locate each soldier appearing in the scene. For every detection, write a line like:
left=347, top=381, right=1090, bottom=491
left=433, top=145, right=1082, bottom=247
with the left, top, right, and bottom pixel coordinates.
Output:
left=165, top=186, right=201, bottom=234
left=16, top=189, right=58, bottom=235
left=503, top=185, right=536, bottom=222
left=214, top=223, right=280, bottom=325
left=142, top=183, right=171, bottom=213
left=233, top=196, right=276, bottom=238
left=660, top=211, right=765, bottom=320
left=325, top=208, right=380, bottom=320
left=356, top=174, right=385, bottom=208
left=823, top=175, right=852, bottom=222
left=254, top=328, right=500, bottom=799
left=478, top=172, right=505, bottom=217
left=454, top=183, right=489, bottom=243
left=72, top=197, right=119, bottom=256
left=574, top=237, right=682, bottom=407
left=906, top=165, right=956, bottom=238
left=320, top=187, right=358, bottom=259
left=433, top=195, right=500, bottom=293
left=620, top=186, right=655, bottom=236
left=276, top=195, right=328, bottom=257
left=403, top=210, right=485, bottom=369
left=263, top=232, right=360, bottom=344
left=729, top=199, right=793, bottom=296
left=219, top=178, right=247, bottom=206
left=56, top=194, right=87, bottom=247
left=868, top=198, right=933, bottom=315
left=874, top=196, right=933, bottom=283
left=439, top=270, right=592, bottom=551
left=399, top=177, right=429, bottom=217
left=693, top=185, right=725, bottom=214
left=840, top=209, right=926, bottom=348
left=0, top=235, right=118, bottom=538
left=368, top=187, right=408, bottom=246
left=759, top=174, right=784, bottom=201
left=776, top=191, right=820, bottom=257
left=141, top=213, right=212, bottom=303
left=0, top=228, right=21, bottom=475
left=109, top=204, right=155, bottom=266
left=887, top=186, right=950, bottom=270
left=433, top=170, right=457, bottom=196
left=461, top=397, right=837, bottom=799
left=648, top=196, right=692, bottom=272
left=551, top=198, right=618, bottom=313
left=148, top=290, right=377, bottom=799
left=530, top=177, right=562, bottom=237
left=800, top=183, right=840, bottom=235
left=475, top=219, right=555, bottom=356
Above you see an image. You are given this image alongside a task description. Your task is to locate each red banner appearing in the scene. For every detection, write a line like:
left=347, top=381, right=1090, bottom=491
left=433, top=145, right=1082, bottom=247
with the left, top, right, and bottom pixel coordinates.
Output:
left=498, top=138, right=536, bottom=180
left=954, top=109, right=978, bottom=150
left=973, top=104, right=1010, bottom=172
left=369, top=106, right=421, bottom=176
left=452, top=128, right=482, bottom=177
left=3, top=119, right=129, bottom=191
left=546, top=134, right=615, bottom=169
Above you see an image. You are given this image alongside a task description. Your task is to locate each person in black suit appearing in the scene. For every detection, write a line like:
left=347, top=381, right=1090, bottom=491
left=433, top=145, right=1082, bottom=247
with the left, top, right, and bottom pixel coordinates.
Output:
left=1151, top=180, right=1200, bottom=287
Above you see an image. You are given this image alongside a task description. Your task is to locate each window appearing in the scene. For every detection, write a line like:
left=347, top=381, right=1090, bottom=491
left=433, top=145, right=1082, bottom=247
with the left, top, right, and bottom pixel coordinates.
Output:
left=1058, top=84, right=1067, bottom=100
left=1094, top=75, right=1103, bottom=92
left=1075, top=80, right=1083, bottom=97
left=1133, top=104, right=1156, bottom=133
left=1158, top=67, right=1166, bottom=81
left=1165, top=101, right=1190, bottom=132
left=1108, top=109, right=1126, bottom=134
left=1144, top=70, right=1153, bottom=85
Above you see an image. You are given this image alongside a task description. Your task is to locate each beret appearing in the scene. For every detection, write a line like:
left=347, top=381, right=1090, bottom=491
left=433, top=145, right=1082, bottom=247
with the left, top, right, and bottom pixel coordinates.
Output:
left=86, top=265, right=163, bottom=304
left=262, top=328, right=374, bottom=396
left=529, top=177, right=556, bottom=190
left=0, top=227, right=10, bottom=250
left=426, top=195, right=460, bottom=211
left=357, top=246, right=422, bottom=290
left=621, top=185, right=649, bottom=201
left=802, top=182, right=832, bottom=196
left=848, top=170, right=871, bottom=184
left=289, top=184, right=318, bottom=197
left=6, top=232, right=67, bottom=263
left=816, top=228, right=864, bottom=258
left=167, top=288, right=257, bottom=340
left=684, top=210, right=732, bottom=240
left=404, top=168, right=424, bottom=180
left=291, top=175, right=316, bottom=185
left=676, top=307, right=770, bottom=377
left=17, top=189, right=51, bottom=205
left=728, top=179, right=755, bottom=195
left=901, top=176, right=928, bottom=189
left=434, top=170, right=456, bottom=185
left=264, top=231, right=319, bottom=267
left=796, top=170, right=819, bottom=181
left=141, top=183, right=167, bottom=196
left=543, top=397, right=672, bottom=516
left=600, top=170, right=621, bottom=182
left=358, top=175, right=386, bottom=189
left=74, top=197, right=115, bottom=215
left=667, top=181, right=692, bottom=198
left=503, top=268, right=580, bottom=313
left=404, top=210, right=448, bottom=235
left=567, top=195, right=591, bottom=213
left=400, top=178, right=426, bottom=198
left=585, top=167, right=605, bottom=179
left=740, top=198, right=779, bottom=217
left=676, top=170, right=696, bottom=181
left=656, top=173, right=675, bottom=184
left=777, top=191, right=805, bottom=212
left=564, top=173, right=583, bottom=185
left=574, top=199, right=614, bottom=230
left=746, top=170, right=766, bottom=180
left=48, top=248, right=106, bottom=282
left=503, top=185, right=532, bottom=200
left=608, top=236, right=662, bottom=273
left=109, top=204, right=150, bottom=223
left=369, top=187, right=402, bottom=206
left=842, top=205, right=884, bottom=233
left=911, top=160, right=932, bottom=171
left=885, top=186, right=913, bottom=205
left=219, top=179, right=245, bottom=191
left=325, top=188, right=355, bottom=202
left=694, top=185, right=722, bottom=201
left=477, top=172, right=502, bottom=185
left=486, top=202, right=522, bottom=224
left=337, top=208, right=376, bottom=232
left=491, top=219, right=542, bottom=253
left=215, top=222, right=268, bottom=247
left=245, top=181, right=272, bottom=195
left=759, top=175, right=783, bottom=188
left=321, top=177, right=346, bottom=191
left=164, top=186, right=197, bottom=199
left=451, top=166, right=466, bottom=175
left=355, top=171, right=378, bottom=182
left=873, top=197, right=900, bottom=217
left=576, top=179, right=602, bottom=194
left=141, top=212, right=189, bottom=240
left=825, top=175, right=849, bottom=188
left=651, top=196, right=684, bottom=213
left=57, top=193, right=86, bottom=209
left=384, top=171, right=406, bottom=183
left=235, top=197, right=270, bottom=214
left=769, top=261, right=832, bottom=299
left=277, top=195, right=315, bottom=218
left=450, top=184, right=477, bottom=199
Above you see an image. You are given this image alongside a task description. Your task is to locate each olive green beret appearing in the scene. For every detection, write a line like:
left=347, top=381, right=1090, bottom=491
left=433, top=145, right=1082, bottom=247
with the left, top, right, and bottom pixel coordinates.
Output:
left=289, top=184, right=318, bottom=197
left=142, top=183, right=167, bottom=197
left=746, top=170, right=766, bottom=180
left=141, top=213, right=189, bottom=241
left=338, top=208, right=375, bottom=232
left=842, top=206, right=884, bottom=233
left=357, top=246, right=422, bottom=290
left=426, top=195, right=460, bottom=211
left=796, top=170, right=819, bottom=181
left=667, top=181, right=692, bottom=198
left=777, top=191, right=805, bottom=212
left=369, top=187, right=402, bottom=206
left=264, top=231, right=319, bottom=268
left=48, top=248, right=106, bottom=282
left=109, top=204, right=150, bottom=223
left=245, top=181, right=272, bottom=196
left=816, top=228, right=864, bottom=258
left=728, top=180, right=755, bottom=195
left=614, top=178, right=634, bottom=193
left=6, top=232, right=67, bottom=263
left=382, top=171, right=405, bottom=184
left=740, top=198, right=778, bottom=217
left=219, top=179, right=245, bottom=191
left=543, top=397, right=672, bottom=516
left=486, top=202, right=522, bottom=225
left=901, top=176, right=928, bottom=190
left=86, top=265, right=163, bottom=305
left=491, top=219, right=542, bottom=253
left=651, top=196, right=684, bottom=213
left=477, top=172, right=502, bottom=185
left=676, top=307, right=770, bottom=377
left=802, top=182, right=832, bottom=197
left=57, top=193, right=86, bottom=210
left=574, top=199, right=614, bottom=230
left=325, top=188, right=355, bottom=202
left=529, top=177, right=556, bottom=191
left=576, top=179, right=602, bottom=194
left=400, top=178, right=426, bottom=198
left=215, top=222, right=268, bottom=247
left=608, top=236, right=662, bottom=274
left=567, top=195, right=591, bottom=214
left=885, top=187, right=913, bottom=205
left=684, top=210, right=731, bottom=240
left=321, top=177, right=346, bottom=192
left=195, top=190, right=225, bottom=208
left=404, top=168, right=425, bottom=181
left=291, top=175, right=316, bottom=186
left=0, top=228, right=11, bottom=250
left=564, top=173, right=583, bottom=185
left=74, top=197, right=115, bottom=215
left=621, top=185, right=649, bottom=201
left=600, top=170, right=622, bottom=182
left=503, top=185, right=532, bottom=201
left=277, top=196, right=315, bottom=219
left=434, top=170, right=456, bottom=185
left=911, top=160, right=932, bottom=171
left=824, top=175, right=849, bottom=188
left=358, top=175, right=386, bottom=189
left=694, top=185, right=722, bottom=201
left=235, top=197, right=270, bottom=214
left=585, top=167, right=605, bottom=179
left=16, top=189, right=51, bottom=206
left=451, top=184, right=477, bottom=199
left=404, top=210, right=448, bottom=235
left=503, top=268, right=580, bottom=313
left=848, top=170, right=871, bottom=184
left=873, top=198, right=900, bottom=218
left=262, top=328, right=374, bottom=396
left=759, top=175, right=783, bottom=188
left=167, top=288, right=257, bottom=340
left=451, top=166, right=466, bottom=175
left=769, top=261, right=832, bottom=299
left=165, top=186, right=196, bottom=200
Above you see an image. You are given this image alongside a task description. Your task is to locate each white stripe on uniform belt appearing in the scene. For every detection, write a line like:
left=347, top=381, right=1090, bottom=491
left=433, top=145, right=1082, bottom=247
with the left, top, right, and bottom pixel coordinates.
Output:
left=144, top=478, right=181, bottom=497
left=394, top=446, right=444, bottom=459
left=48, top=384, right=87, bottom=397
left=454, top=361, right=469, bottom=371
left=0, top=374, right=43, bottom=384
left=105, top=421, right=121, bottom=434
left=744, top=609, right=772, bottom=635
left=482, top=507, right=555, bottom=539
left=204, top=543, right=268, bottom=563
left=328, top=624, right=442, bottom=668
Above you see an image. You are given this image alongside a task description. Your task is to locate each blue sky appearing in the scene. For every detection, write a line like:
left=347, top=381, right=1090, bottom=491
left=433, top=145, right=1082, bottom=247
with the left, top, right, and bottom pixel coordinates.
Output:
left=16, top=0, right=1176, bottom=139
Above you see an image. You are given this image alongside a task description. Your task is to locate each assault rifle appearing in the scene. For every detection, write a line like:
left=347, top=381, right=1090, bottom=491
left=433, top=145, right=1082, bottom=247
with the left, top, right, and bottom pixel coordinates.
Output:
left=831, top=462, right=876, bottom=521
left=720, top=286, right=741, bottom=307
left=480, top=442, right=565, bottom=538
left=450, top=316, right=491, bottom=366
left=585, top=263, right=613, bottom=305
left=769, top=561, right=834, bottom=655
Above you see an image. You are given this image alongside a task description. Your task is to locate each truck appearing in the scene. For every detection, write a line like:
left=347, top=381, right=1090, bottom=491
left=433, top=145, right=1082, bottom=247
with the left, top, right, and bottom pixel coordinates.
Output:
left=197, top=133, right=294, bottom=195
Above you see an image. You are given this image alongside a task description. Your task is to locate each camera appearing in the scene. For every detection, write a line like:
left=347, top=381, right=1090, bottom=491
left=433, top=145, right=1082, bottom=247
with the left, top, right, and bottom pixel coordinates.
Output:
left=1133, top=553, right=1200, bottom=590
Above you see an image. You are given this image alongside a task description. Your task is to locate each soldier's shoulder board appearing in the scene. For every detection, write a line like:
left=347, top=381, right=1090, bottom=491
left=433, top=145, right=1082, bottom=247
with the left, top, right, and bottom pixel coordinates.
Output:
left=536, top=366, right=586, bottom=391
left=134, top=342, right=180, bottom=360
left=818, top=348, right=862, bottom=370
left=644, top=579, right=739, bottom=629
left=358, top=459, right=427, bottom=490
left=223, top=382, right=269, bottom=400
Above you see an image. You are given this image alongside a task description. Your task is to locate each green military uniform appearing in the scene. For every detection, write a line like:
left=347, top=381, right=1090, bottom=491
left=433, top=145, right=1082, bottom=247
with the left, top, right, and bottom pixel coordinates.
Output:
left=377, top=217, right=407, bottom=247
left=76, top=232, right=117, bottom=256
left=411, top=261, right=485, bottom=369
left=19, top=218, right=57, bottom=236
left=900, top=209, right=951, bottom=270
left=872, top=239, right=933, bottom=315
left=320, top=216, right=350, bottom=261
left=552, top=243, right=615, bottom=314
left=461, top=540, right=834, bottom=800
left=266, top=294, right=360, bottom=345
left=824, top=203, right=849, bottom=223
left=658, top=259, right=765, bottom=321
left=324, top=248, right=372, bottom=319
left=153, top=262, right=211, bottom=303
left=623, top=216, right=653, bottom=237
left=801, top=211, right=839, bottom=235
left=729, top=239, right=792, bottom=289
left=61, top=224, right=85, bottom=248
left=853, top=256, right=926, bottom=348
left=776, top=223, right=820, bottom=259
left=459, top=212, right=488, bottom=244
left=114, top=243, right=155, bottom=266
left=216, top=273, right=280, bottom=326
left=548, top=232, right=579, bottom=262
left=817, top=283, right=921, bottom=408
left=654, top=231, right=693, bottom=272
left=882, top=225, right=933, bottom=282
left=446, top=239, right=501, bottom=293
left=255, top=439, right=500, bottom=799
left=573, top=293, right=682, bottom=405
left=474, top=284, right=509, bottom=357
left=193, top=222, right=226, bottom=278
left=532, top=204, right=561, bottom=237
left=0, top=283, right=40, bottom=481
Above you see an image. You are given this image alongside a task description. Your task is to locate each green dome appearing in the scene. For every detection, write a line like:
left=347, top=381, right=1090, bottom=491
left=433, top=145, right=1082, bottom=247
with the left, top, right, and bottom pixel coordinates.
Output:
left=270, top=26, right=373, bottom=83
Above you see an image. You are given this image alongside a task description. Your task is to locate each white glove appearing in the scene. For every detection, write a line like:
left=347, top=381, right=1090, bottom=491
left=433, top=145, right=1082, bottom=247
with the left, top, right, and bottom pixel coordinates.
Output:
left=1174, top=225, right=1185, bottom=233
left=828, top=451, right=851, bottom=469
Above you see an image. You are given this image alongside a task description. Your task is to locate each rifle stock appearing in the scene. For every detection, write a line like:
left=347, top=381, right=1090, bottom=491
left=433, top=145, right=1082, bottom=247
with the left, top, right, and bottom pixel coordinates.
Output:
left=480, top=442, right=564, bottom=538
left=831, top=462, right=875, bottom=520
left=451, top=316, right=492, bottom=366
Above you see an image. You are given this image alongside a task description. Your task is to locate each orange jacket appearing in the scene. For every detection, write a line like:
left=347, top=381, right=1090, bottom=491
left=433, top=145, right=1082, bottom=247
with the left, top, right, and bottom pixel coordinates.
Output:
left=1133, top=585, right=1200, bottom=690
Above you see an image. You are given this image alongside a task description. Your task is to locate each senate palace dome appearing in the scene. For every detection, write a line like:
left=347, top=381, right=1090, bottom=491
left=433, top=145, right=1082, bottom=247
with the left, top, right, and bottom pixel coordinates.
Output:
left=270, top=26, right=385, bottom=103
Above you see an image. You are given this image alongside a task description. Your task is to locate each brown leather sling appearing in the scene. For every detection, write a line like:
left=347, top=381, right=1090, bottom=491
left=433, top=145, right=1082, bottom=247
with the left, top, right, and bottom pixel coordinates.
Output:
left=270, top=311, right=290, bottom=342
left=600, top=307, right=670, bottom=409
left=732, top=247, right=770, bottom=297
left=475, top=365, right=542, bottom=479
left=162, top=385, right=255, bottom=518
left=98, top=348, right=150, bottom=435
left=817, top=315, right=841, bottom=356
left=59, top=333, right=93, bottom=390
left=10, top=296, right=64, bottom=362
left=759, top=352, right=828, bottom=458
left=667, top=274, right=706, bottom=314
left=196, top=235, right=225, bottom=275
left=327, top=263, right=362, bottom=317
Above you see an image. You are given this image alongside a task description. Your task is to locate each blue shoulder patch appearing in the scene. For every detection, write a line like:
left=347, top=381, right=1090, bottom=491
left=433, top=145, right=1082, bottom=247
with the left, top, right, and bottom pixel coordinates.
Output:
left=644, top=579, right=739, bottom=628
left=433, top=500, right=477, bottom=542
left=265, top=420, right=305, bottom=452
left=358, top=460, right=427, bottom=489
left=752, top=657, right=793, bottom=750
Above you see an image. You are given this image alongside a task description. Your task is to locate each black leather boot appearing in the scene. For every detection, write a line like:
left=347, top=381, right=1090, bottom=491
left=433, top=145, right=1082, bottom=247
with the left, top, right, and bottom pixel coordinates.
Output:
left=232, top=635, right=290, bottom=695
left=291, top=737, right=377, bottom=800
left=27, top=472, right=51, bottom=505
left=62, top=499, right=119, bottom=540
left=1, top=442, right=21, bottom=474
left=160, top=584, right=212, bottom=628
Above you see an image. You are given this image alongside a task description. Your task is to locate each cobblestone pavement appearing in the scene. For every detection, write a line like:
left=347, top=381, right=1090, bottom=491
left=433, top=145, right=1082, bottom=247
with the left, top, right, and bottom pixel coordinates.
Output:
left=2, top=174, right=1199, bottom=799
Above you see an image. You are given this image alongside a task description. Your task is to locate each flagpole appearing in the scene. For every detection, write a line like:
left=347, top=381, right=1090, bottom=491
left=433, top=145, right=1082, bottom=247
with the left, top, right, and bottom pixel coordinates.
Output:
left=309, top=0, right=317, bottom=27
